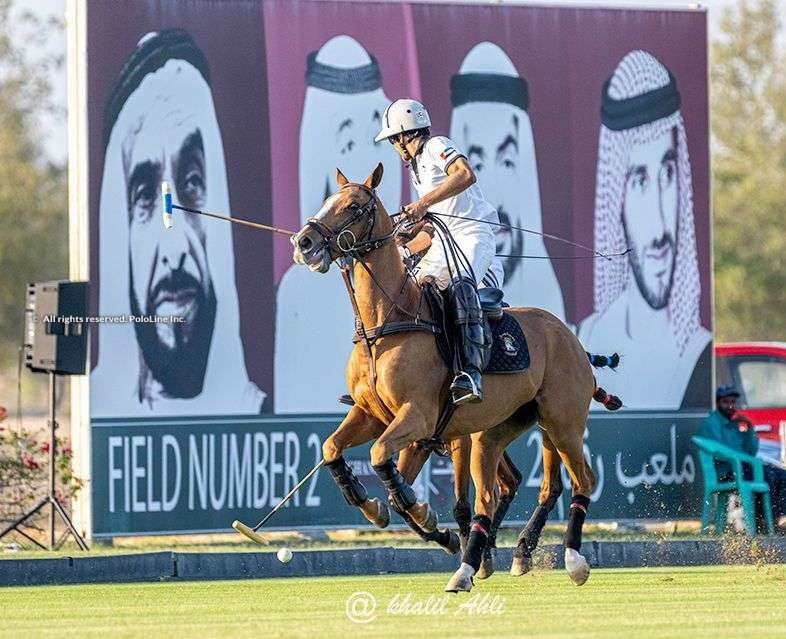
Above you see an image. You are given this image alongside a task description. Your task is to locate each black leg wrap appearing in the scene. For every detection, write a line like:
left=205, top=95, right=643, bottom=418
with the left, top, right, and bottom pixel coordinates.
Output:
left=373, top=459, right=417, bottom=512
left=453, top=499, right=472, bottom=539
left=488, top=493, right=515, bottom=548
left=565, top=495, right=590, bottom=551
left=325, top=456, right=368, bottom=507
left=397, top=508, right=431, bottom=541
left=424, top=529, right=453, bottom=546
left=515, top=503, right=550, bottom=558
left=398, top=508, right=452, bottom=547
left=463, top=515, right=492, bottom=571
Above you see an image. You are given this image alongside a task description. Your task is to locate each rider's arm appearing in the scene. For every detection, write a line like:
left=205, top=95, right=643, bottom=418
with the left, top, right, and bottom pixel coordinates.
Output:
left=405, top=230, right=433, bottom=255
left=418, top=157, right=476, bottom=210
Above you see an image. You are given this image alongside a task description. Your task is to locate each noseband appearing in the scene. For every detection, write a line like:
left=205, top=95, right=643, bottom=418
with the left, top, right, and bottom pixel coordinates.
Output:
left=302, top=183, right=400, bottom=258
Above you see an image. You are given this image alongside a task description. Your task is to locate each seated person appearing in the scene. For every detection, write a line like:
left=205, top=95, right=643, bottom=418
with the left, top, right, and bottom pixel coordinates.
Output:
left=698, top=385, right=786, bottom=531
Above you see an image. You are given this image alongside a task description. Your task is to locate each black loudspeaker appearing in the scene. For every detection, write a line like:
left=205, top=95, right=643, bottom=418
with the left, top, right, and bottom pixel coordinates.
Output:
left=24, top=280, right=89, bottom=375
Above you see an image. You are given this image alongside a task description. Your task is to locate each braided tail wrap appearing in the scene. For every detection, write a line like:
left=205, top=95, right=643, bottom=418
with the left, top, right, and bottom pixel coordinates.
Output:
left=585, top=352, right=623, bottom=410
left=593, top=385, right=622, bottom=411
left=585, top=351, right=620, bottom=369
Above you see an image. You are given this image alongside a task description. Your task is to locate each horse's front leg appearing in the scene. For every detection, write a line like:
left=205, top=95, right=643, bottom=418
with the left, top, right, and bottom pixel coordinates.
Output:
left=397, top=442, right=430, bottom=486
left=371, top=402, right=434, bottom=528
left=370, top=403, right=459, bottom=553
left=323, top=405, right=389, bottom=528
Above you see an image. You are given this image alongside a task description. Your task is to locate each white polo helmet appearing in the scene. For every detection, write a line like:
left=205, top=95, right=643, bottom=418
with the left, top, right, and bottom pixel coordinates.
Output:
left=375, top=98, right=431, bottom=142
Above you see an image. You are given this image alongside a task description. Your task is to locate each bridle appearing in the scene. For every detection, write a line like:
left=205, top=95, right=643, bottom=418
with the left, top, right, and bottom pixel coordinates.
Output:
left=301, top=183, right=403, bottom=259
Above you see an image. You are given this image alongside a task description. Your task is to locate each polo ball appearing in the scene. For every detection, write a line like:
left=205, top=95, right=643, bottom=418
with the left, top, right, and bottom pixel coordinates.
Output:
left=277, top=547, right=293, bottom=563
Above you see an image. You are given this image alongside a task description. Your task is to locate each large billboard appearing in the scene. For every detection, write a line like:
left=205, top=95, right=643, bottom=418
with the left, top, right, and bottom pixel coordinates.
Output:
left=69, top=0, right=711, bottom=536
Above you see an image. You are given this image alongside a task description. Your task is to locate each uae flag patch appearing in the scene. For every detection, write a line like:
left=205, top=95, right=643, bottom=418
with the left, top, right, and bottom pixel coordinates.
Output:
left=439, top=147, right=456, bottom=160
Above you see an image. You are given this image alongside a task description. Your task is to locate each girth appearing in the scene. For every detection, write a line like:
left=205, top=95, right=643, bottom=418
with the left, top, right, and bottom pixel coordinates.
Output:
left=351, top=320, right=441, bottom=344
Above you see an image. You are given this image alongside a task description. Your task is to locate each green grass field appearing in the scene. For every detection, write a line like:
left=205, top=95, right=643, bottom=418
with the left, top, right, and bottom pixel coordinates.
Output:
left=3, top=565, right=786, bottom=638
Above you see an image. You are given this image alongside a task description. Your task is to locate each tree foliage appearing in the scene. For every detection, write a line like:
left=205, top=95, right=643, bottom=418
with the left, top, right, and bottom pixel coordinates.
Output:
left=0, top=0, right=67, bottom=365
left=712, top=0, right=786, bottom=342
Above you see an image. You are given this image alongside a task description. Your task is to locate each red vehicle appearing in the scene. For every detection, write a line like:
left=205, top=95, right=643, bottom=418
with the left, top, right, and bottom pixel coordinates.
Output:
left=715, top=342, right=786, bottom=464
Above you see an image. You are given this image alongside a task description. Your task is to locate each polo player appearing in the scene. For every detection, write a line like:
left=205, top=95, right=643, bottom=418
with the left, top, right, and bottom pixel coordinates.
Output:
left=375, top=99, right=504, bottom=405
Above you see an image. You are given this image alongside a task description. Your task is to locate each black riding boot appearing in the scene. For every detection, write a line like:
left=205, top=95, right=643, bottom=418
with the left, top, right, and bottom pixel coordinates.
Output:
left=448, top=277, right=488, bottom=405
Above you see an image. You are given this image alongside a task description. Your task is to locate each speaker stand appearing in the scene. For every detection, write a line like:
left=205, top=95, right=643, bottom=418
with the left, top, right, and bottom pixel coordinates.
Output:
left=0, top=371, right=89, bottom=551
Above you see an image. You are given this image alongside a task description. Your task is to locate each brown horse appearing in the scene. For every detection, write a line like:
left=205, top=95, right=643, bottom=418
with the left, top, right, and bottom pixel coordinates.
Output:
left=293, top=164, right=613, bottom=591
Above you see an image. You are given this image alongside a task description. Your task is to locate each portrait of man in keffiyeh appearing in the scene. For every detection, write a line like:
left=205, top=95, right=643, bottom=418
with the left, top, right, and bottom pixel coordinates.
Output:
left=579, top=50, right=711, bottom=410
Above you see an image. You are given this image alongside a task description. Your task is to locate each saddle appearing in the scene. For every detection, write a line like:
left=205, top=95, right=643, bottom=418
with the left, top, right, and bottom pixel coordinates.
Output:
left=422, top=283, right=528, bottom=376
left=339, top=283, right=529, bottom=454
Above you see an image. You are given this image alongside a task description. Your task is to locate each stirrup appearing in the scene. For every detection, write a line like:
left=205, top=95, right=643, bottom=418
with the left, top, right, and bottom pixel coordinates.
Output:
left=450, top=372, right=482, bottom=405
left=338, top=394, right=355, bottom=406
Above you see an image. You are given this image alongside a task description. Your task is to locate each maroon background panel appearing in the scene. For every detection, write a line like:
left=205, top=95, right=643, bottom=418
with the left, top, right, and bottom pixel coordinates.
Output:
left=86, top=0, right=273, bottom=393
left=410, top=3, right=710, bottom=327
left=263, top=0, right=420, bottom=282
left=85, top=0, right=710, bottom=412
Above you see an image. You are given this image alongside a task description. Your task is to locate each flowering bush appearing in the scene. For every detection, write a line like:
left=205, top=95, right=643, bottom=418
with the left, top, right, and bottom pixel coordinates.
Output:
left=0, top=424, right=83, bottom=526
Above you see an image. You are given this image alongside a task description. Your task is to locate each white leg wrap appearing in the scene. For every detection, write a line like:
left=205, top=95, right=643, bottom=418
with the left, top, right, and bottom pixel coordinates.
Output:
left=565, top=548, right=590, bottom=586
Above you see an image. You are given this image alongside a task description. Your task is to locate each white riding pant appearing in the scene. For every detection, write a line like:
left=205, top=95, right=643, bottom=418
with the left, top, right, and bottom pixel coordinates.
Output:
left=416, top=221, right=501, bottom=291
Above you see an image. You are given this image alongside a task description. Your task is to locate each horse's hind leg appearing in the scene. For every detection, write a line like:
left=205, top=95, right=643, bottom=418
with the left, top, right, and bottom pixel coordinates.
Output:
left=323, top=406, right=389, bottom=528
left=449, top=436, right=473, bottom=553
left=476, top=450, right=522, bottom=580
left=554, top=436, right=596, bottom=586
left=511, top=432, right=563, bottom=577
left=445, top=422, right=522, bottom=593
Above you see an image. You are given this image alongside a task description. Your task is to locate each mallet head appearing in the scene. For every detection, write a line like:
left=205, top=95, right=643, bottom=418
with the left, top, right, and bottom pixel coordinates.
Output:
left=161, top=182, right=173, bottom=229
left=232, top=520, right=267, bottom=545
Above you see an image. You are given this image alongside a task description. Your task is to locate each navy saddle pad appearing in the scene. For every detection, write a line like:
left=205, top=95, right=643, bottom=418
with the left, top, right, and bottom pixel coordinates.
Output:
left=485, top=312, right=530, bottom=374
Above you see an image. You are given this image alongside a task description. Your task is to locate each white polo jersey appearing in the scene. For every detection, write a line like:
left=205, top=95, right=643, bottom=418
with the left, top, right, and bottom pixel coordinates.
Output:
left=409, top=135, right=503, bottom=290
left=409, top=136, right=499, bottom=231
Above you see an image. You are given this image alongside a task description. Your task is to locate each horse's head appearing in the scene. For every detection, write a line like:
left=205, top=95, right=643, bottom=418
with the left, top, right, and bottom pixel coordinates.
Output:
left=292, top=163, right=386, bottom=273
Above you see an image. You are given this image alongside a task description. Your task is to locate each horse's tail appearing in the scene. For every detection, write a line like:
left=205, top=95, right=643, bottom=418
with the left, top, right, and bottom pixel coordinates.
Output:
left=586, top=351, right=620, bottom=369
left=592, top=385, right=623, bottom=411
left=585, top=351, right=622, bottom=409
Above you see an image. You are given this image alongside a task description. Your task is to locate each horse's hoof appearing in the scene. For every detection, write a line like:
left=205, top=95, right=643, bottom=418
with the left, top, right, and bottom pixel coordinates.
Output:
left=510, top=553, right=533, bottom=577
left=408, top=502, right=437, bottom=533
left=565, top=548, right=590, bottom=586
left=459, top=534, right=468, bottom=556
left=475, top=547, right=495, bottom=580
left=360, top=498, right=389, bottom=529
left=445, top=562, right=475, bottom=593
left=442, top=530, right=461, bottom=555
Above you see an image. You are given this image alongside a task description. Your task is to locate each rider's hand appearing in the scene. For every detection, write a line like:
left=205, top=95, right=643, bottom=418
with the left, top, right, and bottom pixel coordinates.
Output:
left=402, top=199, right=428, bottom=223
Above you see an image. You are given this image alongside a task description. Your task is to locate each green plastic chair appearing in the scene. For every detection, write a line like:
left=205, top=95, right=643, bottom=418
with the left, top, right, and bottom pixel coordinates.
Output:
left=692, top=436, right=774, bottom=536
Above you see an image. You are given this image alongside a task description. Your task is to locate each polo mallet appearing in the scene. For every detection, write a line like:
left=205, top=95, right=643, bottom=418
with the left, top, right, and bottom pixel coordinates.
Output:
left=160, top=181, right=296, bottom=236
left=232, top=459, right=326, bottom=544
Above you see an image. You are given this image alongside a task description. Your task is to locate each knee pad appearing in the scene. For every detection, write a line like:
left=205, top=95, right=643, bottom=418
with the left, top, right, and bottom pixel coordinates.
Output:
left=448, top=277, right=482, bottom=325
